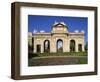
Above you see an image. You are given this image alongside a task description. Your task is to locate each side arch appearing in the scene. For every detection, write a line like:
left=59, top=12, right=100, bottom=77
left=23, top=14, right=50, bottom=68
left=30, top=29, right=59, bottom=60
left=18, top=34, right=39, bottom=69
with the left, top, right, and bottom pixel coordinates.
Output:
left=78, top=44, right=82, bottom=52
left=44, top=40, right=50, bottom=53
left=70, top=39, right=76, bottom=52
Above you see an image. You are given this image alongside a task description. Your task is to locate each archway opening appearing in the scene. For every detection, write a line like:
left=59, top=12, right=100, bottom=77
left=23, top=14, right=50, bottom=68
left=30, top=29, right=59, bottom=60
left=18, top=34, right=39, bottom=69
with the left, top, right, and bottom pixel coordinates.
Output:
left=70, top=40, right=75, bottom=52
left=57, top=39, right=63, bottom=52
left=78, top=44, right=82, bottom=52
left=36, top=44, right=41, bottom=53
left=44, top=40, right=50, bottom=53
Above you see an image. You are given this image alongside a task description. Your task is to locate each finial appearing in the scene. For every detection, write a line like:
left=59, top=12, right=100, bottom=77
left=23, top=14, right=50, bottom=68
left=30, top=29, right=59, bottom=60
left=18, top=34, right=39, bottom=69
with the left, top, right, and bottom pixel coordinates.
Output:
left=33, top=29, right=37, bottom=34
left=81, top=30, right=85, bottom=33
left=55, top=20, right=57, bottom=23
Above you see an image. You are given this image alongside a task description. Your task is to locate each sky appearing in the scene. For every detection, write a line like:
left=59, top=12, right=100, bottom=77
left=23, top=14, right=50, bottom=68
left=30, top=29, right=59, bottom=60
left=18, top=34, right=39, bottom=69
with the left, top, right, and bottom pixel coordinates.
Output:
left=28, top=15, right=88, bottom=44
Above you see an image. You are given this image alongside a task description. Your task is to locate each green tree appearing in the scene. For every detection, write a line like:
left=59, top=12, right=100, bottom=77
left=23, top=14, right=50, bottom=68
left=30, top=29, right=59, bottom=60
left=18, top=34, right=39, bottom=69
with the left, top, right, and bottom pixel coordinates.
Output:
left=85, top=42, right=88, bottom=52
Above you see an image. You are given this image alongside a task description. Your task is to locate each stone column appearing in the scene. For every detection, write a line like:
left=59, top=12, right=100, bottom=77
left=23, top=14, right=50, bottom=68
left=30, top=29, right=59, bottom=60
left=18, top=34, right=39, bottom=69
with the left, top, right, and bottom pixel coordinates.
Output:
left=33, top=38, right=36, bottom=53
left=41, top=42, right=44, bottom=53
left=67, top=39, right=70, bottom=52
left=51, top=38, right=56, bottom=53
left=49, top=40, right=51, bottom=53
left=63, top=38, right=68, bottom=52
left=50, top=39, right=53, bottom=53
left=63, top=39, right=65, bottom=52
left=75, top=40, right=78, bottom=52
left=54, top=39, right=57, bottom=53
left=82, top=43, right=85, bottom=52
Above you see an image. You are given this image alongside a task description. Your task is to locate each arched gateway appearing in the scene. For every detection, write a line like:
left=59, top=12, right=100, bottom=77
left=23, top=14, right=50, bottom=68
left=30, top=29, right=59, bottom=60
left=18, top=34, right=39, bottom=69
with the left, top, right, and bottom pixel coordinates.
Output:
left=57, top=39, right=63, bottom=52
left=44, top=40, right=50, bottom=53
left=70, top=40, right=75, bottom=52
left=28, top=22, right=85, bottom=53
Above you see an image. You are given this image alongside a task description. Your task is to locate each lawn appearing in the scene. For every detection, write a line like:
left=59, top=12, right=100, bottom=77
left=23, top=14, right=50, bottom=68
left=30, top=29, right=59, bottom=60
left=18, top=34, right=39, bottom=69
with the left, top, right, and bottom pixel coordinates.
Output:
left=28, top=56, right=87, bottom=66
left=28, top=52, right=87, bottom=66
left=28, top=52, right=87, bottom=59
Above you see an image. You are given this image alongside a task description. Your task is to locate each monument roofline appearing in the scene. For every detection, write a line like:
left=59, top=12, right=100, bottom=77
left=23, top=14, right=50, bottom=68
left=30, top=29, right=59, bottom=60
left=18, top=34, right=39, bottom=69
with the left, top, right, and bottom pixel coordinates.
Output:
left=52, top=22, right=68, bottom=28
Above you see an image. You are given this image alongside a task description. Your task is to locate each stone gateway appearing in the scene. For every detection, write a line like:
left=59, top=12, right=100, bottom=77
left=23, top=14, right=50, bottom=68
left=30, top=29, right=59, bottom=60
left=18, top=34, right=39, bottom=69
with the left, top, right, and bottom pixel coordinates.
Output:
left=28, top=22, right=85, bottom=53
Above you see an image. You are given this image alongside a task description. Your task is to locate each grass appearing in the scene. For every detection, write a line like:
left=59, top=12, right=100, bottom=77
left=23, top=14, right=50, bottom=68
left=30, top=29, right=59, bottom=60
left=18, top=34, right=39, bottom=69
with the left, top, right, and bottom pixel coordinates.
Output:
left=78, top=59, right=87, bottom=64
left=28, top=52, right=87, bottom=59
left=28, top=54, right=87, bottom=66
left=28, top=52, right=88, bottom=66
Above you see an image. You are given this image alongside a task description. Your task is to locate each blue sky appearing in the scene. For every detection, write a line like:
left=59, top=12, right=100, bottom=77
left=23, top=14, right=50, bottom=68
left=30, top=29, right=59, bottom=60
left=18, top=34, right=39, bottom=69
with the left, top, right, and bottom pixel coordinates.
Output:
left=28, top=15, right=88, bottom=44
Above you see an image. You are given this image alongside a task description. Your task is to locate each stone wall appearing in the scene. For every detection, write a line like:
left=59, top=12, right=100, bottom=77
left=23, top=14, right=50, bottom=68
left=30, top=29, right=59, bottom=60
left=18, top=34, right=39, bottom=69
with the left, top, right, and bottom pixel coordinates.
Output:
left=32, top=32, right=84, bottom=53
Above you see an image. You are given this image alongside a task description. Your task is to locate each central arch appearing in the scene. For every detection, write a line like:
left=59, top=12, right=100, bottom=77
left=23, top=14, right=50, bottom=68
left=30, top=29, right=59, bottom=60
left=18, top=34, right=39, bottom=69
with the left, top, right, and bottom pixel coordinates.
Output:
left=56, top=39, right=63, bottom=52
left=70, top=40, right=76, bottom=52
